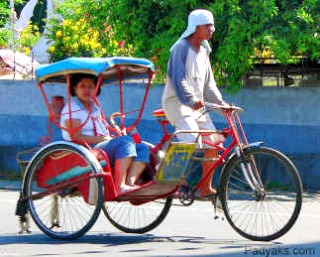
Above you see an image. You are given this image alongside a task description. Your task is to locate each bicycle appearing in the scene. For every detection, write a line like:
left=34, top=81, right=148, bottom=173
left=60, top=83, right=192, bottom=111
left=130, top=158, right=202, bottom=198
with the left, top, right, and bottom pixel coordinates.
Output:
left=15, top=57, right=303, bottom=241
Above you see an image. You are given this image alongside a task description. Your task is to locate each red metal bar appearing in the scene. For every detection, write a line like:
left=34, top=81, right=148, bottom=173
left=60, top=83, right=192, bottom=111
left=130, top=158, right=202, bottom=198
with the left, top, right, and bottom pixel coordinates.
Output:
left=127, top=70, right=154, bottom=133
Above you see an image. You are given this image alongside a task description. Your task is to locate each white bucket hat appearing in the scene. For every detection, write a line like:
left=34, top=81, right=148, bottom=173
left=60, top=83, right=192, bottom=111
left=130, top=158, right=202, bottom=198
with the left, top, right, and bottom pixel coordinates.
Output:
left=170, top=9, right=215, bottom=52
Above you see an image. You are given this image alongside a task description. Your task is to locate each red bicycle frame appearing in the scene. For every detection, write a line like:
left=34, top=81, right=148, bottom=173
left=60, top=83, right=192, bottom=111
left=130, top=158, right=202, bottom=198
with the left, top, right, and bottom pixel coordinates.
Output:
left=152, top=103, right=250, bottom=194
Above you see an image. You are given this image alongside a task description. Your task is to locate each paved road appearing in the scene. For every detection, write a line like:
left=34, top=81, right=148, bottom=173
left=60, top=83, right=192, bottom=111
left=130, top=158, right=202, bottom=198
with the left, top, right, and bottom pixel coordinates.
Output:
left=0, top=182, right=319, bottom=257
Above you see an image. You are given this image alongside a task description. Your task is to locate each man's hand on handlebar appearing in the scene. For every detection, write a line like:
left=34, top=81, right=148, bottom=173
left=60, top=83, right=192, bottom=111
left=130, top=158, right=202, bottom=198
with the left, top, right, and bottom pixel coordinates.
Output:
left=220, top=101, right=231, bottom=108
left=193, top=100, right=205, bottom=110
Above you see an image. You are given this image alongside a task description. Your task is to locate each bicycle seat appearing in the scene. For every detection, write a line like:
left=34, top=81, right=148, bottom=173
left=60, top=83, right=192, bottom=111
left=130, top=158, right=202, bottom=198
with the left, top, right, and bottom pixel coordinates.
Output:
left=153, top=109, right=169, bottom=123
left=153, top=108, right=166, bottom=117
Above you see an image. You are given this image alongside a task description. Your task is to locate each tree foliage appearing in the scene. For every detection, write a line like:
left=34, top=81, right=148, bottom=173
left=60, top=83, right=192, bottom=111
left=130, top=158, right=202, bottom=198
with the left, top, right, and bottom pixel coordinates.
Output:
left=4, top=0, right=318, bottom=90
left=14, top=0, right=47, bottom=33
left=46, top=0, right=134, bottom=62
left=46, top=18, right=107, bottom=61
left=210, top=0, right=320, bottom=90
left=85, top=0, right=319, bottom=89
left=0, top=0, right=40, bottom=54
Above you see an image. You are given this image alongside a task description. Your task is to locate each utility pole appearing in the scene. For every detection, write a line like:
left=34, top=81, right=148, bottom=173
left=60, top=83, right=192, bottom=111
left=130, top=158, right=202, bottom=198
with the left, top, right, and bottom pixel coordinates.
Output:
left=9, top=0, right=16, bottom=49
left=9, top=0, right=16, bottom=79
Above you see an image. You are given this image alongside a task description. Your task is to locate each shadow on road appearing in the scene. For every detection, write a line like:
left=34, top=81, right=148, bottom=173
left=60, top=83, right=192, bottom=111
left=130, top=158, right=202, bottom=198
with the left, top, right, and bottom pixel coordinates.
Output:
left=0, top=232, right=277, bottom=247
left=0, top=232, right=319, bottom=256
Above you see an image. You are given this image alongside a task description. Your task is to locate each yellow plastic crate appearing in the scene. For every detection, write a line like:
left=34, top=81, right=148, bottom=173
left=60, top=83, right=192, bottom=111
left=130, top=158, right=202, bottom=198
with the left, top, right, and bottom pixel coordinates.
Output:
left=155, top=142, right=197, bottom=185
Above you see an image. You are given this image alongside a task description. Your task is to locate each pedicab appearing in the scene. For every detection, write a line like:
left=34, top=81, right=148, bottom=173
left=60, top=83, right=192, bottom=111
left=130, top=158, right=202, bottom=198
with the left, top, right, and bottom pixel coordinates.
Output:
left=15, top=56, right=303, bottom=242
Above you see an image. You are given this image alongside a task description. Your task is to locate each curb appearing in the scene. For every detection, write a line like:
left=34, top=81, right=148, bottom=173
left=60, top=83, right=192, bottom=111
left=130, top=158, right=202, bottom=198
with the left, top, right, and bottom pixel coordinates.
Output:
left=0, top=180, right=21, bottom=191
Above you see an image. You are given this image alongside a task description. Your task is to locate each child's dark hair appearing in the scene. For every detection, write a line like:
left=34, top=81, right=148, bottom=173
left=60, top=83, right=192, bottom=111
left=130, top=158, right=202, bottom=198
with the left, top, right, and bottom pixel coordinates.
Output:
left=69, top=73, right=100, bottom=96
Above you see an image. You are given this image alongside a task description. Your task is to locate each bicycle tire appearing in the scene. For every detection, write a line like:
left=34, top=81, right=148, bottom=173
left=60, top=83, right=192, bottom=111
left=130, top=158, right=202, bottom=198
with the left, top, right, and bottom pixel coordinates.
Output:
left=102, top=143, right=173, bottom=234
left=220, top=146, right=302, bottom=241
left=23, top=142, right=104, bottom=240
left=102, top=197, right=172, bottom=234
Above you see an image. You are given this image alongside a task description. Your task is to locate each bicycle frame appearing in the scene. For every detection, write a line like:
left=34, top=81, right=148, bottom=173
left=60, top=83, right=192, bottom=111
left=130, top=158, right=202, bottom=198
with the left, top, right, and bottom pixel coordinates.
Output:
left=153, top=103, right=266, bottom=195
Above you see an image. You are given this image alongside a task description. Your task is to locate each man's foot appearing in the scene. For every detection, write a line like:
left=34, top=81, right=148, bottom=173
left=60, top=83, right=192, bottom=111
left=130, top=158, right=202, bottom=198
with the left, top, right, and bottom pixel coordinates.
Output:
left=198, top=188, right=217, bottom=198
left=195, top=189, right=216, bottom=202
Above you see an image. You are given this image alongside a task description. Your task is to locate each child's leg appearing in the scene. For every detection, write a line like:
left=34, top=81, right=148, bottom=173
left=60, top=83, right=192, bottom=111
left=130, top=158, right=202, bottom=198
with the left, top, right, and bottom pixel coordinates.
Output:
left=126, top=143, right=150, bottom=186
left=126, top=161, right=146, bottom=186
left=114, top=157, right=134, bottom=192
left=96, top=135, right=137, bottom=193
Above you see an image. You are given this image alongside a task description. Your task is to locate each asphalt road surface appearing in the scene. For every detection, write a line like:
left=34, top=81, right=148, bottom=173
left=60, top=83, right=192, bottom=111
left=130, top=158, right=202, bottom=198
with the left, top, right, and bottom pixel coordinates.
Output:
left=0, top=186, right=319, bottom=257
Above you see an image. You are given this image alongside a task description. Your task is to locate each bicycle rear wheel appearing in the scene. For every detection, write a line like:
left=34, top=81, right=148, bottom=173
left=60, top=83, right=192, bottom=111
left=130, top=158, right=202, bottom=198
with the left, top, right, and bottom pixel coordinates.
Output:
left=220, top=146, right=302, bottom=241
left=103, top=197, right=172, bottom=233
left=23, top=142, right=104, bottom=240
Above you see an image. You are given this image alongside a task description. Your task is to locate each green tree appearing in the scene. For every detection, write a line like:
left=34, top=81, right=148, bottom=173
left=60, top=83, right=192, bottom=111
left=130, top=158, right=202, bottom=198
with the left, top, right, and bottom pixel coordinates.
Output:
left=46, top=18, right=107, bottom=61
left=0, top=0, right=41, bottom=54
left=210, top=0, right=320, bottom=90
left=0, top=1, right=10, bottom=28
left=46, top=0, right=320, bottom=89
left=46, top=0, right=134, bottom=62
left=14, top=0, right=47, bottom=33
left=87, top=0, right=203, bottom=80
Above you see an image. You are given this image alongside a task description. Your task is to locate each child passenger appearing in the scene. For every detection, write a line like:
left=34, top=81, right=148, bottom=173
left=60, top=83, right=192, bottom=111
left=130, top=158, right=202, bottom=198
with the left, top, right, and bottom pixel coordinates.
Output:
left=60, top=73, right=149, bottom=194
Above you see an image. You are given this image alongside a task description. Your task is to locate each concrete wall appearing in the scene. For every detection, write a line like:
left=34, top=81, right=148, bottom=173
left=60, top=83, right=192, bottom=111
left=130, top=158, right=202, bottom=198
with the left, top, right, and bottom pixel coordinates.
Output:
left=0, top=80, right=319, bottom=190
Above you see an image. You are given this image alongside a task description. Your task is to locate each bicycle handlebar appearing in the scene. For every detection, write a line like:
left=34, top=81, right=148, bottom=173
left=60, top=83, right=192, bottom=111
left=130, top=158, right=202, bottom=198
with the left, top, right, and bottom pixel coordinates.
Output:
left=205, top=102, right=243, bottom=112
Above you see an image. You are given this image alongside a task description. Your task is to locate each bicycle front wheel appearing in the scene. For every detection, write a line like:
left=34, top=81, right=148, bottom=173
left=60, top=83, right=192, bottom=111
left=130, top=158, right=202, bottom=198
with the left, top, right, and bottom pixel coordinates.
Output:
left=220, top=146, right=302, bottom=241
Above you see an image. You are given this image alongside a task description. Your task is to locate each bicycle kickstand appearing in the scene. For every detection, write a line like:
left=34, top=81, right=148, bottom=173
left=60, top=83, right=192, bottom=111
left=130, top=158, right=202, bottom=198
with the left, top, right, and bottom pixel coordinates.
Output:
left=213, top=194, right=224, bottom=221
left=15, top=192, right=31, bottom=234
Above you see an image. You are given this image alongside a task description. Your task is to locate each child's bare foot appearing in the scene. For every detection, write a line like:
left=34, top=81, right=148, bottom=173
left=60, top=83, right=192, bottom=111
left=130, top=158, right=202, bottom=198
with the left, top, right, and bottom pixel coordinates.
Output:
left=119, top=185, right=135, bottom=194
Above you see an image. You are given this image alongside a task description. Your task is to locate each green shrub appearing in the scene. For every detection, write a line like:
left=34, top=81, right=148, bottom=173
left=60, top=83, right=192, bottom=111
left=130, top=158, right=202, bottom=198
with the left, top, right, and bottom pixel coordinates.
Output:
left=44, top=0, right=320, bottom=89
